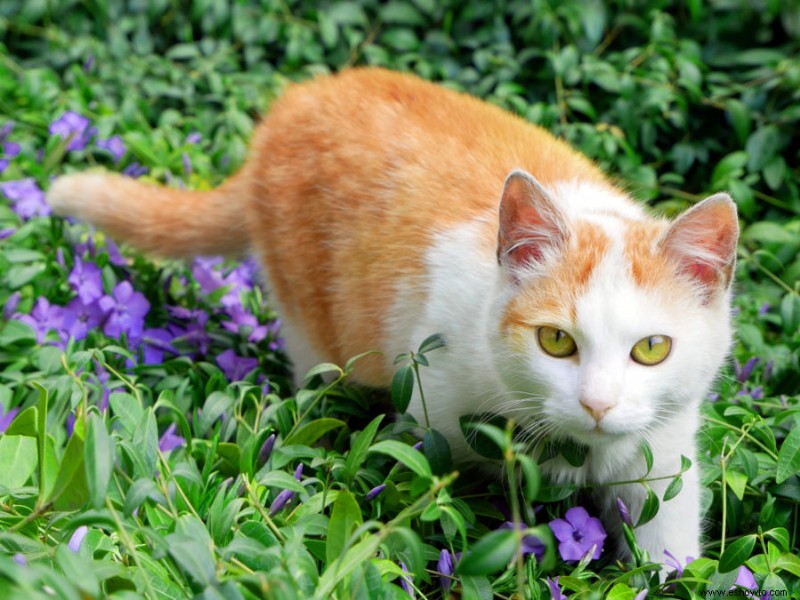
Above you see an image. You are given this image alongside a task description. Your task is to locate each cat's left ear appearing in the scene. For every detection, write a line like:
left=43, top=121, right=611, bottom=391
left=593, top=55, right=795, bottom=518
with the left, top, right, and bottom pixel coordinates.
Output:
left=661, top=193, right=739, bottom=299
left=497, top=170, right=569, bottom=270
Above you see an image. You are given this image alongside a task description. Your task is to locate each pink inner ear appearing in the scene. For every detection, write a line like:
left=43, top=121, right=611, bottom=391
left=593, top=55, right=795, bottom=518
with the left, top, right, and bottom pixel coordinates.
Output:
left=497, top=171, right=566, bottom=269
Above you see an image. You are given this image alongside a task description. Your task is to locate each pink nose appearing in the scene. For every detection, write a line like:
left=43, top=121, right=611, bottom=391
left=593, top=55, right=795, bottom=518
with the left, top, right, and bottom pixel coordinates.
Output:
left=580, top=397, right=616, bottom=423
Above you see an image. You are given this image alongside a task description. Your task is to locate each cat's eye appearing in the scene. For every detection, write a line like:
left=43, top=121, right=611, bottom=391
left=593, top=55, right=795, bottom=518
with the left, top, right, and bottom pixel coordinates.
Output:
left=630, top=335, right=672, bottom=366
left=537, top=326, right=577, bottom=358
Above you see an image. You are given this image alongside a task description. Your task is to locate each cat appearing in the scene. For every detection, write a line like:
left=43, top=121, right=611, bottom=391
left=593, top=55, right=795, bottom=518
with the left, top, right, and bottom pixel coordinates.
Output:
left=47, top=67, right=738, bottom=566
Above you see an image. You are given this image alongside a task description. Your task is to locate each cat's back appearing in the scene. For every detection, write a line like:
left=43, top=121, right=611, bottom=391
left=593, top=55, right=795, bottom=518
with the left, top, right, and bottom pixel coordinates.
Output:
left=242, top=69, right=621, bottom=385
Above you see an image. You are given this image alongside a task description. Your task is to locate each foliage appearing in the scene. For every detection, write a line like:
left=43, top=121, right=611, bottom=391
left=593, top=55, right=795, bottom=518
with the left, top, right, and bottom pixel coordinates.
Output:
left=0, top=0, right=799, bottom=598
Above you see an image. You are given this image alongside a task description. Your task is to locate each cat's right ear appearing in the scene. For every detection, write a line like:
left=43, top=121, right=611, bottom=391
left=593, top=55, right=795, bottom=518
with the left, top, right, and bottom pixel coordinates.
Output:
left=497, top=170, right=569, bottom=270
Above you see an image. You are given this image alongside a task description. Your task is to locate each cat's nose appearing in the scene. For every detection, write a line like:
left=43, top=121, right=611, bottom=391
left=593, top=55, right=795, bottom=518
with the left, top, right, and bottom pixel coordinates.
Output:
left=580, top=396, right=616, bottom=423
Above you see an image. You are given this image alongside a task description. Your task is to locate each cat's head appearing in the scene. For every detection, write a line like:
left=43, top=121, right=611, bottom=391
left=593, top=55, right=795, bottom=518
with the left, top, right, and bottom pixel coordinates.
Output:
left=491, top=170, right=738, bottom=450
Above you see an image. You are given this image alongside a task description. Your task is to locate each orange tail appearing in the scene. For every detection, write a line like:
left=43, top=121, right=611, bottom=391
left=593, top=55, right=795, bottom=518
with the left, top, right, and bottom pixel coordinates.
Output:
left=46, top=171, right=252, bottom=258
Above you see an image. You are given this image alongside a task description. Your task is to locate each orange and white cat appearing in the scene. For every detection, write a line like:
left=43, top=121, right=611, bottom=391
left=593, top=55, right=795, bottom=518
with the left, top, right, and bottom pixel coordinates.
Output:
left=47, top=68, right=738, bottom=565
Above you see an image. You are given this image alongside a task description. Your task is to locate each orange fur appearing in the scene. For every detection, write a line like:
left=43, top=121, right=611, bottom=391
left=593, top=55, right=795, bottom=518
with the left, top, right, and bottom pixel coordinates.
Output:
left=48, top=68, right=630, bottom=384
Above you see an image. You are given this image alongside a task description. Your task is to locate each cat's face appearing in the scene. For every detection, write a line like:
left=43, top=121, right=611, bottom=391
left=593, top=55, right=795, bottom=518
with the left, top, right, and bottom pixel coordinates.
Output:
left=491, top=170, right=738, bottom=449
left=494, top=258, right=732, bottom=449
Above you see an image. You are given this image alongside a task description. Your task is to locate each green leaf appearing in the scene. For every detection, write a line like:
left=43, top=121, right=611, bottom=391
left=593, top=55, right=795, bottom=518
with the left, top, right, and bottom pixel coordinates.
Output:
left=745, top=125, right=781, bottom=172
left=423, top=428, right=452, bottom=476
left=109, top=393, right=143, bottom=436
left=85, top=413, right=113, bottom=509
left=515, top=454, right=540, bottom=503
left=764, top=527, right=790, bottom=552
left=459, top=418, right=507, bottom=460
left=725, top=469, right=747, bottom=501
left=743, top=221, right=797, bottom=245
left=343, top=414, right=384, bottom=486
left=199, top=391, right=234, bottom=436
left=663, top=475, right=683, bottom=502
left=774, top=553, right=800, bottom=578
left=391, top=364, right=415, bottom=414
left=369, top=440, right=432, bottom=480
left=326, top=490, right=363, bottom=566
left=776, top=427, right=800, bottom=484
left=317, top=532, right=382, bottom=597
left=49, top=429, right=89, bottom=510
left=457, top=529, right=517, bottom=575
left=0, top=320, right=36, bottom=346
left=132, top=408, right=158, bottom=478
left=605, top=583, right=636, bottom=600
left=303, top=362, right=344, bottom=381
left=636, top=486, right=659, bottom=527
left=4, top=405, right=37, bottom=437
left=641, top=441, right=654, bottom=475
left=283, top=418, right=345, bottom=447
left=166, top=515, right=216, bottom=588
left=417, top=333, right=446, bottom=355
left=0, top=435, right=37, bottom=489
left=718, top=535, right=757, bottom=573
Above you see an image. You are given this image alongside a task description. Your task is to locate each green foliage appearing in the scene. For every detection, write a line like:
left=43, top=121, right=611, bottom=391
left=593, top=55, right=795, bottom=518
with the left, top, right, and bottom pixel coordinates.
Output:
left=1, top=0, right=799, bottom=598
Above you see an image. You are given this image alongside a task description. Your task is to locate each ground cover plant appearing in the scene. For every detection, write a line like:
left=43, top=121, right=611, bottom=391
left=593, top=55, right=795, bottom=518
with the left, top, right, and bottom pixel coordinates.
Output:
left=1, top=0, right=799, bottom=598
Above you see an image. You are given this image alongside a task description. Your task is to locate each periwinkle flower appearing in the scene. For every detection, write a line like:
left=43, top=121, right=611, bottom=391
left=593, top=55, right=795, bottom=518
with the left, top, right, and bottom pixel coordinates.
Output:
left=437, top=549, right=454, bottom=594
left=49, top=111, right=94, bottom=151
left=499, top=521, right=546, bottom=559
left=216, top=349, right=258, bottom=382
left=549, top=506, right=606, bottom=561
left=664, top=550, right=694, bottom=578
left=95, top=135, right=126, bottom=162
left=182, top=152, right=192, bottom=178
left=67, top=525, right=89, bottom=553
left=546, top=576, right=567, bottom=600
left=222, top=305, right=268, bottom=343
left=1, top=178, right=51, bottom=219
left=398, top=562, right=414, bottom=597
left=616, top=497, right=633, bottom=527
left=16, top=297, right=67, bottom=344
left=268, top=463, right=303, bottom=516
left=68, top=257, right=104, bottom=304
left=98, top=281, right=150, bottom=340
left=734, top=357, right=759, bottom=385
left=158, top=423, right=185, bottom=452
left=733, top=565, right=770, bottom=599
left=257, top=433, right=276, bottom=465
left=12, top=553, right=26, bottom=566
left=186, top=131, right=202, bottom=144
left=62, top=296, right=106, bottom=341
left=122, top=162, right=148, bottom=178
left=141, top=328, right=178, bottom=365
left=366, top=483, right=386, bottom=501
left=3, top=292, right=21, bottom=321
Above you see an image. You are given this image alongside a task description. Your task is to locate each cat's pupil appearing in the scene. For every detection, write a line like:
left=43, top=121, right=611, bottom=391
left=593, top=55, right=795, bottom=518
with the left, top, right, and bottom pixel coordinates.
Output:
left=555, top=330, right=565, bottom=342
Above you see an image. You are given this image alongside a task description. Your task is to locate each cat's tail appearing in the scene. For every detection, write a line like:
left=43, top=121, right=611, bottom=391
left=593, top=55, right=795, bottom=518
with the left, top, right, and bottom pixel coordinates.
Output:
left=46, top=171, right=252, bottom=258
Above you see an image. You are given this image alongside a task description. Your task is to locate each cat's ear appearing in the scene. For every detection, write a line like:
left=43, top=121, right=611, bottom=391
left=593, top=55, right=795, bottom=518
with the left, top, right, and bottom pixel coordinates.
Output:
left=661, top=193, right=739, bottom=299
left=497, top=170, right=569, bottom=269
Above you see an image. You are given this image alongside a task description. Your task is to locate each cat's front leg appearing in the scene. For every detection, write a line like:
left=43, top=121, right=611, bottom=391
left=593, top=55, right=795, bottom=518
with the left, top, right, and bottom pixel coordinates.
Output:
left=610, top=451, right=701, bottom=568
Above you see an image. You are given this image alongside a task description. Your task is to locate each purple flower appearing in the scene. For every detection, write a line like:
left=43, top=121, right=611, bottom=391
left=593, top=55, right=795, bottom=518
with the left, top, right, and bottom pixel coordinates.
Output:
left=186, top=131, right=202, bottom=144
left=664, top=550, right=695, bottom=578
left=122, top=162, right=148, bottom=178
left=546, top=576, right=567, bottom=600
left=3, top=140, right=21, bottom=159
left=182, top=152, right=192, bottom=178
left=0, top=122, right=14, bottom=139
left=268, top=464, right=303, bottom=515
left=158, top=423, right=185, bottom=452
left=549, top=506, right=606, bottom=561
left=0, top=159, right=9, bottom=174
left=732, top=566, right=769, bottom=599
left=141, top=328, right=178, bottom=365
left=3, top=292, right=21, bottom=321
left=633, top=591, right=648, bottom=600
left=16, top=297, right=66, bottom=344
left=1, top=178, right=51, bottom=219
left=734, top=357, right=759, bottom=385
left=98, top=281, right=150, bottom=340
left=499, top=521, right=546, bottom=559
left=68, top=257, right=104, bottom=304
left=437, top=549, right=454, bottom=594
left=399, top=562, right=414, bottom=597
left=192, top=257, right=254, bottom=308
left=257, top=433, right=276, bottom=465
left=12, top=553, right=26, bottom=566
left=95, top=135, right=126, bottom=162
left=216, top=349, right=258, bottom=382
left=49, top=111, right=94, bottom=151
left=616, top=497, right=633, bottom=527
left=67, top=525, right=88, bottom=553
left=222, top=305, right=268, bottom=343
left=62, top=296, right=106, bottom=341
left=366, top=483, right=386, bottom=501
left=758, top=302, right=770, bottom=316
left=0, top=406, right=19, bottom=433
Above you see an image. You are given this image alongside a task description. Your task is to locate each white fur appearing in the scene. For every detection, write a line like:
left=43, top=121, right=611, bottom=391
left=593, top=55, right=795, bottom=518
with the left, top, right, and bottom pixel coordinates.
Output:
left=386, top=180, right=733, bottom=565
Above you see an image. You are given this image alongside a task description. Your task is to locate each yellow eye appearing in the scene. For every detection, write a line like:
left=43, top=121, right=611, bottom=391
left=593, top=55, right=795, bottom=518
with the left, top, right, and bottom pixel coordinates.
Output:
left=537, top=326, right=577, bottom=358
left=631, top=335, right=672, bottom=366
